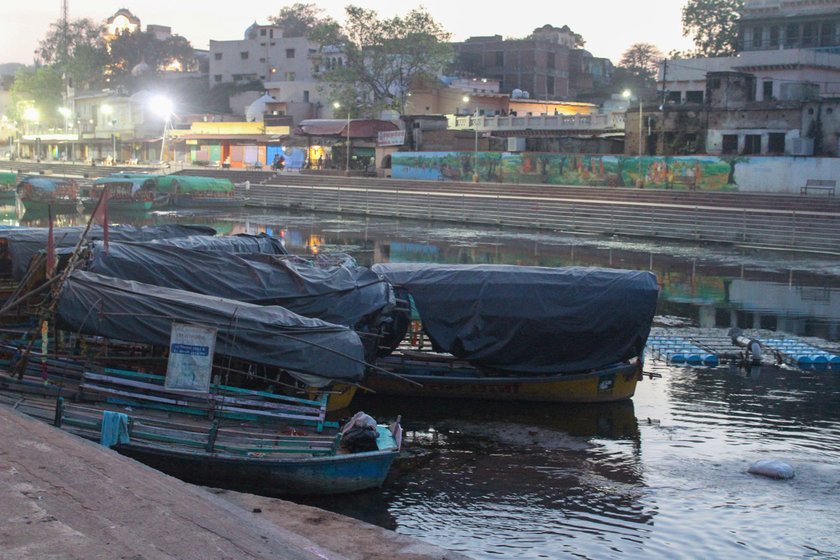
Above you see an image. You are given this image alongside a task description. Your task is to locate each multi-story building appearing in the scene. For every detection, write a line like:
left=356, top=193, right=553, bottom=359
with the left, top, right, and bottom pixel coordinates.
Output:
left=452, top=25, right=613, bottom=101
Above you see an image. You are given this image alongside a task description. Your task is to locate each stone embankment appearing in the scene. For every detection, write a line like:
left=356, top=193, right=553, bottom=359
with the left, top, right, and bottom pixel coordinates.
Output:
left=0, top=405, right=467, bottom=560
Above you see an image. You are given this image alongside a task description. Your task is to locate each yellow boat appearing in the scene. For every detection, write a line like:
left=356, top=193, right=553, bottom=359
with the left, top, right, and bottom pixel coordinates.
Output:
left=368, top=351, right=642, bottom=403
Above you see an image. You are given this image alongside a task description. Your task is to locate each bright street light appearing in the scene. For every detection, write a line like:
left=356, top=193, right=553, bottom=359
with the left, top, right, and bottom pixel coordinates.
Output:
left=148, top=96, right=173, bottom=164
left=623, top=90, right=644, bottom=187
left=23, top=107, right=39, bottom=123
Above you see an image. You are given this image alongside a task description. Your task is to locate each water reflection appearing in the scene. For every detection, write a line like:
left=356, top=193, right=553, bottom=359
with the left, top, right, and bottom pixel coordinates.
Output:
left=7, top=205, right=839, bottom=557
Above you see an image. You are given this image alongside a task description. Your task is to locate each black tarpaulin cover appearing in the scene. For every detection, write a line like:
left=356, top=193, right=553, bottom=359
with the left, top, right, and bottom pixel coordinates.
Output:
left=144, top=233, right=287, bottom=255
left=2, top=224, right=216, bottom=280
left=86, top=243, right=393, bottom=328
left=371, top=263, right=659, bottom=374
left=56, top=271, right=366, bottom=386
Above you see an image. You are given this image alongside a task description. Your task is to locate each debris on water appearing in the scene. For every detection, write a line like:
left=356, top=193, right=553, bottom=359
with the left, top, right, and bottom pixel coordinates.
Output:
left=748, top=460, right=795, bottom=480
left=654, top=315, right=693, bottom=328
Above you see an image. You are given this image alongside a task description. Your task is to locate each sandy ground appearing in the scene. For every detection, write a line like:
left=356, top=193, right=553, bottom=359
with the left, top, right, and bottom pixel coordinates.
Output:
left=0, top=405, right=469, bottom=560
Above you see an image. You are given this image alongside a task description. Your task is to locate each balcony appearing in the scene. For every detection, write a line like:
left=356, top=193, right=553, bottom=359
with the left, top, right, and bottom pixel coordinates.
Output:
left=447, top=113, right=626, bottom=133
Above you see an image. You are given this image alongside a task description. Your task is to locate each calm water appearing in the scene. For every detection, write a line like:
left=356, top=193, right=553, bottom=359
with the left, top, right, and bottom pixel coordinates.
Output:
left=19, top=206, right=840, bottom=558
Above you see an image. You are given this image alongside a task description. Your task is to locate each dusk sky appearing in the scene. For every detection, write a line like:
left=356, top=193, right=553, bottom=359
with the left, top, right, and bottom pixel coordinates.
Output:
left=0, top=1, right=694, bottom=66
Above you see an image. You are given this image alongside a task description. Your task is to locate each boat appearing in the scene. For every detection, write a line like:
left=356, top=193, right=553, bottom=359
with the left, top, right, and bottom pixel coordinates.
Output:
left=0, top=365, right=402, bottom=496
left=16, top=176, right=80, bottom=213
left=367, top=263, right=660, bottom=403
left=81, top=174, right=161, bottom=212
left=157, top=175, right=246, bottom=208
left=0, top=172, right=17, bottom=203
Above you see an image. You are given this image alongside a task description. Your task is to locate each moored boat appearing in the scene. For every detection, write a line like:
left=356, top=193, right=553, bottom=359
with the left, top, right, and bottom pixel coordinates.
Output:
left=368, top=263, right=659, bottom=403
left=16, top=176, right=79, bottom=213
left=81, top=174, right=160, bottom=212
left=0, top=172, right=17, bottom=202
left=157, top=175, right=245, bottom=208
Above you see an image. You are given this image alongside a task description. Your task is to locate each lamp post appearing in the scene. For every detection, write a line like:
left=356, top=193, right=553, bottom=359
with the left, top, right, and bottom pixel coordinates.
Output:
left=463, top=96, right=480, bottom=182
left=333, top=101, right=350, bottom=174
left=58, top=107, right=71, bottom=132
left=101, top=104, right=115, bottom=163
left=149, top=96, right=173, bottom=165
left=623, top=90, right=644, bottom=187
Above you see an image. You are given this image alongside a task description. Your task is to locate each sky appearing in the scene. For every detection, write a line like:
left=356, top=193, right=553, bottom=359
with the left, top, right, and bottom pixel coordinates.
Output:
left=0, top=0, right=694, bottom=66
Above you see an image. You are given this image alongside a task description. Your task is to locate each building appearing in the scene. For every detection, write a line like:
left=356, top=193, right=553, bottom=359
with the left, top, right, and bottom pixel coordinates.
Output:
left=453, top=25, right=613, bottom=101
left=659, top=0, right=840, bottom=103
left=102, top=8, right=141, bottom=41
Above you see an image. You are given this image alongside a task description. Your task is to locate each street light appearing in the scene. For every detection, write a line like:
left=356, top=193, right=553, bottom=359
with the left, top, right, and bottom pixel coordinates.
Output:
left=101, top=104, right=116, bottom=163
left=149, top=96, right=173, bottom=164
left=463, top=96, right=479, bottom=182
left=58, top=107, right=71, bottom=132
left=623, top=89, right=644, bottom=187
left=333, top=101, right=350, bottom=173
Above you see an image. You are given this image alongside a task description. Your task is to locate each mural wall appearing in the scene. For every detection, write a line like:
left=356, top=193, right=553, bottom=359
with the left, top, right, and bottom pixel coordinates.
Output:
left=392, top=152, right=840, bottom=194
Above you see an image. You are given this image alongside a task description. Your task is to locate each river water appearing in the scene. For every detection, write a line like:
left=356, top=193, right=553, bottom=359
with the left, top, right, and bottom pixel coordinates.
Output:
left=19, top=206, right=840, bottom=558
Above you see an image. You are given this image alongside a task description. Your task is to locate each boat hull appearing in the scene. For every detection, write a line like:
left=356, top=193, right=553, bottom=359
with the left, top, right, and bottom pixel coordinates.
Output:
left=368, top=358, right=640, bottom=403
left=21, top=199, right=79, bottom=214
left=170, top=195, right=246, bottom=208
left=116, top=443, right=399, bottom=495
left=82, top=199, right=154, bottom=212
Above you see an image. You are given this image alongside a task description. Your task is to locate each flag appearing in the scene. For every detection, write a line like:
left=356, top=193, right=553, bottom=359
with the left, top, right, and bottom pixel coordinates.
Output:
left=91, top=185, right=109, bottom=254
left=46, top=205, right=55, bottom=277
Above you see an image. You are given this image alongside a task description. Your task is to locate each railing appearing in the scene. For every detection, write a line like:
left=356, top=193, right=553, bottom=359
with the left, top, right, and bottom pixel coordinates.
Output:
left=448, top=113, right=625, bottom=132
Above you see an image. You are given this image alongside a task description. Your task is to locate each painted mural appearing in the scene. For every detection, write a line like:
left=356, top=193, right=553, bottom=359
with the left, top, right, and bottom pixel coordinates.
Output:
left=392, top=152, right=746, bottom=191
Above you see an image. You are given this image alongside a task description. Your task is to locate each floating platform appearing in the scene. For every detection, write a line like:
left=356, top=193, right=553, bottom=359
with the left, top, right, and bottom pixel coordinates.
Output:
left=759, top=338, right=840, bottom=370
left=647, top=334, right=719, bottom=367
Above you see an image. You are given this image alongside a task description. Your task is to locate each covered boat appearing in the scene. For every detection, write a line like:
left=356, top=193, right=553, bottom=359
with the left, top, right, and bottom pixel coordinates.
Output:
left=157, top=175, right=245, bottom=208
left=86, top=243, right=394, bottom=337
left=56, top=271, right=367, bottom=388
left=368, top=264, right=659, bottom=403
left=0, top=172, right=17, bottom=202
left=16, top=176, right=79, bottom=213
left=81, top=174, right=162, bottom=211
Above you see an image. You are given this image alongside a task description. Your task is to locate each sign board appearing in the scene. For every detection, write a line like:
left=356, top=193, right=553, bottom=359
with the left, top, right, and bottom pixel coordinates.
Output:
left=165, top=323, right=217, bottom=393
left=377, top=130, right=405, bottom=147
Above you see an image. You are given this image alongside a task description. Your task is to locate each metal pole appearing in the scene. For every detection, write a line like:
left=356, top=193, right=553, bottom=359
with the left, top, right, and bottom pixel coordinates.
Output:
left=345, top=113, right=350, bottom=173
left=638, top=99, right=643, bottom=187
left=473, top=109, right=479, bottom=182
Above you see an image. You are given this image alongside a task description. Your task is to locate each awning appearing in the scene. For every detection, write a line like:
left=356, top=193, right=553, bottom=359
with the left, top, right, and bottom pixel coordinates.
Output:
left=295, top=119, right=399, bottom=139
left=171, top=134, right=284, bottom=142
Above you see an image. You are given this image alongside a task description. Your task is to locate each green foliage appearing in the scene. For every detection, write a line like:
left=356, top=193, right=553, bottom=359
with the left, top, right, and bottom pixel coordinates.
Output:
left=106, top=30, right=195, bottom=82
left=269, top=3, right=333, bottom=38
left=681, top=0, right=744, bottom=57
left=7, top=66, right=63, bottom=125
left=37, top=17, right=108, bottom=89
left=312, top=5, right=453, bottom=116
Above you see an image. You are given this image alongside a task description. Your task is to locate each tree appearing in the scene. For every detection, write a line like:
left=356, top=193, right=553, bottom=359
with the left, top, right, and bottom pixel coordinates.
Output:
left=269, top=3, right=333, bottom=38
left=107, top=30, right=194, bottom=84
left=37, top=18, right=108, bottom=90
left=7, top=66, right=63, bottom=125
left=312, top=6, right=453, bottom=116
left=618, top=43, right=664, bottom=82
left=681, top=0, right=744, bottom=57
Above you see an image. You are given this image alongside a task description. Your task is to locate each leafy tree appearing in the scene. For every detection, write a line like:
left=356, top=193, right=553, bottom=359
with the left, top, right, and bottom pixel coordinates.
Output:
left=107, top=30, right=194, bottom=83
left=312, top=6, right=453, bottom=116
left=37, top=18, right=108, bottom=89
left=269, top=3, right=333, bottom=38
left=7, top=66, right=63, bottom=125
left=681, top=0, right=744, bottom=57
left=618, top=43, right=664, bottom=83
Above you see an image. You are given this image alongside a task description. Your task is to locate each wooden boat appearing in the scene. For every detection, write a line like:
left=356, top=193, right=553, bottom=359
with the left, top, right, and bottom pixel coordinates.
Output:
left=0, top=365, right=402, bottom=496
left=369, top=351, right=642, bottom=403
left=0, top=172, right=17, bottom=202
left=16, top=176, right=79, bottom=213
left=81, top=174, right=160, bottom=212
left=157, top=175, right=246, bottom=208
left=369, top=263, right=659, bottom=403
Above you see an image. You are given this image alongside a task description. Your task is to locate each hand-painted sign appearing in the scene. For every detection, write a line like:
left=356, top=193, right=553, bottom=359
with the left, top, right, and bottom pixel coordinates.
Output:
left=165, top=323, right=217, bottom=392
left=377, top=130, right=405, bottom=147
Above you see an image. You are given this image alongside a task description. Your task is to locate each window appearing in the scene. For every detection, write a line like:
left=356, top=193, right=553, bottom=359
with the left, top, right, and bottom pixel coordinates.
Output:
left=785, top=24, right=799, bottom=47
left=803, top=23, right=816, bottom=46
left=495, top=51, right=504, bottom=66
left=763, top=80, right=773, bottom=100
left=743, top=134, right=761, bottom=154
left=240, top=51, right=249, bottom=60
left=769, top=26, right=780, bottom=47
left=285, top=71, right=296, bottom=81
left=722, top=134, right=738, bottom=154
left=686, top=91, right=703, bottom=103
left=768, top=133, right=786, bottom=153
left=751, top=26, right=763, bottom=48
left=214, top=52, right=222, bottom=60
left=547, top=52, right=555, bottom=69
left=259, top=57, right=265, bottom=63
left=214, top=74, right=222, bottom=83
left=820, top=22, right=837, bottom=46
left=709, top=78, right=721, bottom=89
left=546, top=79, right=554, bottom=96
left=668, top=91, right=682, bottom=103
left=286, top=48, right=295, bottom=58
left=303, top=90, right=310, bottom=102
left=260, top=29, right=266, bottom=36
